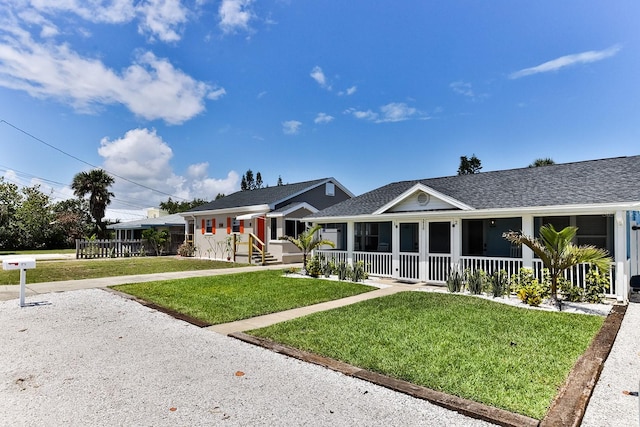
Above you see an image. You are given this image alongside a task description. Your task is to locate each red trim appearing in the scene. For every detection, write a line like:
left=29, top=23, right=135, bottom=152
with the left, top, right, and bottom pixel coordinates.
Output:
left=201, top=219, right=205, bottom=234
left=212, top=218, right=216, bottom=234
left=227, top=217, right=231, bottom=234
left=239, top=220, right=245, bottom=234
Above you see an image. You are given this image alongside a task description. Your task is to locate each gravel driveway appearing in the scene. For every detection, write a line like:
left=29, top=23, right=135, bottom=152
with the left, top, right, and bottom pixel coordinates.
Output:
left=1, top=289, right=494, bottom=426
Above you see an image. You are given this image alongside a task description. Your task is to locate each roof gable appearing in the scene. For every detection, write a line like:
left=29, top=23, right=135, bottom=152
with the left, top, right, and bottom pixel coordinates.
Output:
left=185, top=178, right=341, bottom=213
left=375, top=183, right=473, bottom=214
left=309, top=155, right=640, bottom=219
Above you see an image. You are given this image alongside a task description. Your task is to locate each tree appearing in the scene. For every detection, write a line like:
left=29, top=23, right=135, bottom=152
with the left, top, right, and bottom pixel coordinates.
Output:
left=15, top=185, right=56, bottom=249
left=159, top=197, right=209, bottom=214
left=255, top=172, right=263, bottom=189
left=52, top=198, right=93, bottom=247
left=280, top=224, right=335, bottom=273
left=529, top=158, right=555, bottom=167
left=457, top=154, right=482, bottom=175
left=241, top=169, right=264, bottom=190
left=503, top=224, right=611, bottom=306
left=71, top=169, right=115, bottom=239
left=0, top=178, right=21, bottom=250
left=142, top=228, right=169, bottom=256
left=277, top=175, right=283, bottom=186
left=215, top=193, right=225, bottom=200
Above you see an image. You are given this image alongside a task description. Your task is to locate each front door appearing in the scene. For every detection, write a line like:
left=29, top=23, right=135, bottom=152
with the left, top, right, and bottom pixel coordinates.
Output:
left=399, top=222, right=420, bottom=281
left=426, top=221, right=452, bottom=282
left=256, top=216, right=266, bottom=250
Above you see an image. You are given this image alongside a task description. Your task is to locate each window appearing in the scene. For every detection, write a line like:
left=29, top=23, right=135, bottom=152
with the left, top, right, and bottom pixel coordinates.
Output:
left=232, top=219, right=240, bottom=233
left=285, top=220, right=306, bottom=238
left=429, top=222, right=450, bottom=254
left=270, top=218, right=278, bottom=240
left=205, top=219, right=213, bottom=234
left=325, top=182, right=335, bottom=196
left=400, top=223, right=419, bottom=252
left=354, top=222, right=392, bottom=252
left=535, top=215, right=613, bottom=256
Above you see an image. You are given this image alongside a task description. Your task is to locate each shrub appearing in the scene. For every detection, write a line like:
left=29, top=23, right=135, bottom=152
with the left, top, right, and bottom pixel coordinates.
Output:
left=322, top=257, right=336, bottom=278
left=336, top=261, right=350, bottom=281
left=563, top=285, right=585, bottom=302
left=585, top=268, right=609, bottom=303
left=446, top=266, right=464, bottom=293
left=511, top=268, right=550, bottom=299
left=466, top=269, right=487, bottom=295
left=177, top=242, right=195, bottom=257
left=306, top=255, right=322, bottom=278
left=517, top=284, right=543, bottom=307
left=350, top=260, right=368, bottom=282
left=490, top=270, right=509, bottom=298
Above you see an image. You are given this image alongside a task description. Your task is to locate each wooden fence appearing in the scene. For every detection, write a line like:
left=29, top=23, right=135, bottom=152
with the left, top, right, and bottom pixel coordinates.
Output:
left=76, top=239, right=149, bottom=259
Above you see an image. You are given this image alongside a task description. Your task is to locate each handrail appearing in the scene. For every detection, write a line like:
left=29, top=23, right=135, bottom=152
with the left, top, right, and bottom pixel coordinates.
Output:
left=248, top=233, right=266, bottom=265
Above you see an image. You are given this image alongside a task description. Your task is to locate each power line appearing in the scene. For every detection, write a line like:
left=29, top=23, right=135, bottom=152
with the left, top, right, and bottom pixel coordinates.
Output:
left=0, top=119, right=189, bottom=201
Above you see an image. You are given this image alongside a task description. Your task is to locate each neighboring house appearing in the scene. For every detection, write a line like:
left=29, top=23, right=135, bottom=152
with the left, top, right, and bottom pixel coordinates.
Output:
left=180, top=178, right=353, bottom=264
left=308, top=156, right=640, bottom=302
left=107, top=209, right=186, bottom=254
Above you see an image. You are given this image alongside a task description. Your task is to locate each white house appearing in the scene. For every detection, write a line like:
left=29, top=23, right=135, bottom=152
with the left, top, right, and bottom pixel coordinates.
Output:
left=309, top=156, right=640, bottom=302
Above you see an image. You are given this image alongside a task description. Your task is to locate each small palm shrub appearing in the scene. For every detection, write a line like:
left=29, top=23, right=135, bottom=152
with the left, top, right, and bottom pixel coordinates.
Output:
left=350, top=260, right=368, bottom=282
left=336, top=261, right=350, bottom=281
left=466, top=269, right=487, bottom=295
left=306, top=255, right=322, bottom=278
left=490, top=270, right=509, bottom=297
left=446, top=266, right=464, bottom=293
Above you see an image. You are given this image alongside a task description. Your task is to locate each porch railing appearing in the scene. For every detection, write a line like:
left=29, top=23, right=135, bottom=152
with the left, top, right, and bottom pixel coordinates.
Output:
left=427, top=255, right=452, bottom=282
left=399, top=252, right=420, bottom=280
left=459, top=256, right=524, bottom=279
left=532, top=259, right=617, bottom=298
left=354, top=252, right=393, bottom=277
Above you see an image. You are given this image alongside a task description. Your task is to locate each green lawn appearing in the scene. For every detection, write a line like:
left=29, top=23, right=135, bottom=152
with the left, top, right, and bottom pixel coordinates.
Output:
left=0, top=257, right=243, bottom=285
left=113, top=270, right=374, bottom=325
left=248, top=291, right=604, bottom=420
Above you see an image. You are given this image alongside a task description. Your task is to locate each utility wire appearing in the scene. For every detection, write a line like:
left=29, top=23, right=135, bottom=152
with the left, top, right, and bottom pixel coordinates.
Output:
left=0, top=119, right=189, bottom=201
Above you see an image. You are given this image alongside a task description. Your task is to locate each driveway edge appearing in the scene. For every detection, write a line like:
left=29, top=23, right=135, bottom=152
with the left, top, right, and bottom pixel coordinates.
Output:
left=540, top=304, right=627, bottom=426
left=229, top=332, right=539, bottom=427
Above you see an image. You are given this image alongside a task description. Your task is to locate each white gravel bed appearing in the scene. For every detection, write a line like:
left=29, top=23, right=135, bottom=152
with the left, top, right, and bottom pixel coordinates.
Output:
left=0, top=289, right=494, bottom=427
left=581, top=301, right=640, bottom=426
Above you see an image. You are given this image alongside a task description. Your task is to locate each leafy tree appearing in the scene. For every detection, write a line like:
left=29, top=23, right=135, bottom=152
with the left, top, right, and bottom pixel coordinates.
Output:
left=240, top=175, right=248, bottom=191
left=52, top=198, right=93, bottom=247
left=529, top=158, right=555, bottom=167
left=277, top=175, right=283, bottom=186
left=215, top=193, right=225, bottom=200
left=255, top=172, right=263, bottom=189
left=280, top=224, right=335, bottom=274
left=457, top=154, right=482, bottom=175
left=14, top=185, right=56, bottom=249
left=240, top=169, right=266, bottom=190
left=142, top=228, right=169, bottom=256
left=159, top=197, right=209, bottom=214
left=71, top=169, right=115, bottom=239
left=503, top=224, right=611, bottom=306
left=0, top=178, right=21, bottom=249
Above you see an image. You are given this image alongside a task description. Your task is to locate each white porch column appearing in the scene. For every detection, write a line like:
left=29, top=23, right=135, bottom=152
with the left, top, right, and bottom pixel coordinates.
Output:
left=614, top=210, right=628, bottom=303
left=521, top=214, right=534, bottom=269
left=392, top=221, right=400, bottom=279
left=451, top=219, right=460, bottom=266
left=346, top=221, right=354, bottom=265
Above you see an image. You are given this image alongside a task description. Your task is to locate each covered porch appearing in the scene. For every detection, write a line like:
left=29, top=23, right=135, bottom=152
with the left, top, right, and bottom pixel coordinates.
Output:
left=315, top=211, right=633, bottom=302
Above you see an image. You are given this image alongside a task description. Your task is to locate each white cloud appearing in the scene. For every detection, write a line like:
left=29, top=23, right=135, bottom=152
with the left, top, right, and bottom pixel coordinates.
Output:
left=0, top=30, right=219, bottom=124
left=450, top=81, right=474, bottom=97
left=219, top=0, right=254, bottom=34
left=282, top=120, right=302, bottom=135
left=310, top=66, right=331, bottom=90
left=314, top=112, right=334, bottom=124
left=98, top=128, right=240, bottom=204
left=136, top=0, right=188, bottom=42
left=338, top=85, right=357, bottom=96
left=9, top=0, right=187, bottom=42
left=509, top=45, right=622, bottom=79
left=347, top=102, right=425, bottom=123
left=207, top=86, right=227, bottom=100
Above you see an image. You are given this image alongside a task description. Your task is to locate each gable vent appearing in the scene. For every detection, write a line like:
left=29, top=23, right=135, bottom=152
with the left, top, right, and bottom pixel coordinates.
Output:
left=417, top=192, right=430, bottom=206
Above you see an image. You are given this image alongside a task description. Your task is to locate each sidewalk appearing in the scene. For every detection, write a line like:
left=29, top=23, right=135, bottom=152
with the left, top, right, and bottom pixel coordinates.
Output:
left=0, top=264, right=291, bottom=302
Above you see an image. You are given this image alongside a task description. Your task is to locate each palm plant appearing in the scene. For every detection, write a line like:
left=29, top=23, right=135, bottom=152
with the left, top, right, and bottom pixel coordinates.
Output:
left=71, top=169, right=115, bottom=239
left=503, top=224, right=611, bottom=306
left=280, top=224, right=335, bottom=273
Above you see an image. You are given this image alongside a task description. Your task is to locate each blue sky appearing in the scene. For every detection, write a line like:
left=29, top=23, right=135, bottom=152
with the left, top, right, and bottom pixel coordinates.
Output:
left=0, top=1, right=638, bottom=220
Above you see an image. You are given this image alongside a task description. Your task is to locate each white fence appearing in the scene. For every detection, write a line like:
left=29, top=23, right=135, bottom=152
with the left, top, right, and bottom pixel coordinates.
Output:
left=76, top=239, right=147, bottom=259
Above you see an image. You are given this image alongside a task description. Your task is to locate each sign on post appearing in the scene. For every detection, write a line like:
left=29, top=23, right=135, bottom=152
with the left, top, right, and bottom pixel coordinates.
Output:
left=2, top=257, right=36, bottom=307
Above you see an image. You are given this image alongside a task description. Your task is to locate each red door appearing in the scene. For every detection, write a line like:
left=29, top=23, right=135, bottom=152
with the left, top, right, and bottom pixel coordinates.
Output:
left=257, top=216, right=265, bottom=249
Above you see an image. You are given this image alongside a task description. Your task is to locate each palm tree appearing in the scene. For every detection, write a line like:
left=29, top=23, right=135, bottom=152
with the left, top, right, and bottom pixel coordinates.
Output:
left=71, top=169, right=115, bottom=238
left=280, top=224, right=335, bottom=272
left=528, top=158, right=555, bottom=167
left=503, top=224, right=611, bottom=306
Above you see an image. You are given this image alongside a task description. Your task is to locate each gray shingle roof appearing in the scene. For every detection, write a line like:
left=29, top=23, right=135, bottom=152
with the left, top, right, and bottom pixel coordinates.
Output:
left=107, top=213, right=185, bottom=230
left=186, top=178, right=330, bottom=212
left=309, top=156, right=640, bottom=218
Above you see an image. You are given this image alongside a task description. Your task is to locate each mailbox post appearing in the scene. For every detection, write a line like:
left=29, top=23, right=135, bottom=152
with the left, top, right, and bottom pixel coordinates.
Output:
left=2, top=257, right=36, bottom=307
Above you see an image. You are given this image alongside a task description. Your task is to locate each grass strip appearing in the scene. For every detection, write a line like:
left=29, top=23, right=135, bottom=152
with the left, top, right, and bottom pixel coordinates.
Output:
left=248, top=291, right=604, bottom=419
left=0, top=257, right=241, bottom=284
left=113, top=270, right=374, bottom=325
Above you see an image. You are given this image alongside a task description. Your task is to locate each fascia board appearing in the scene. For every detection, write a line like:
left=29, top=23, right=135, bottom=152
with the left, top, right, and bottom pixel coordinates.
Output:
left=372, top=183, right=474, bottom=215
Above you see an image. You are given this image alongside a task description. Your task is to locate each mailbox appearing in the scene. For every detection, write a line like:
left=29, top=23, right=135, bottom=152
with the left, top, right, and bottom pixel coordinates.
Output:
left=2, top=257, right=36, bottom=307
left=2, top=258, right=36, bottom=270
